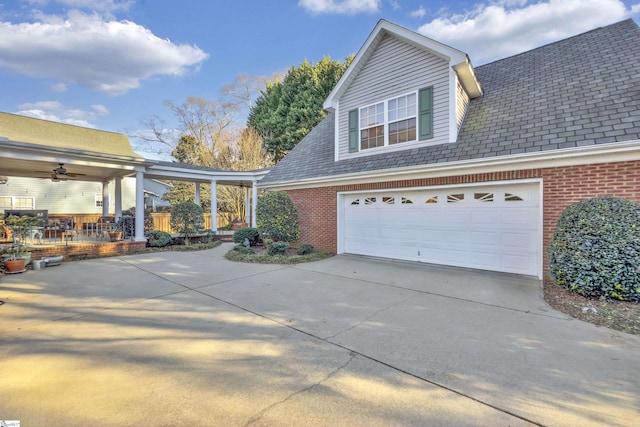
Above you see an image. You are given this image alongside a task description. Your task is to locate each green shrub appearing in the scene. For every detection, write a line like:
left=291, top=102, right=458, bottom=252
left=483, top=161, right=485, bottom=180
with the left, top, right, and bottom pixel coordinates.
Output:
left=145, top=230, right=173, bottom=247
left=233, top=245, right=255, bottom=255
left=297, top=243, right=314, bottom=255
left=267, top=240, right=290, bottom=256
left=233, top=227, right=260, bottom=246
left=123, top=206, right=154, bottom=232
left=549, top=197, right=640, bottom=301
left=256, top=191, right=300, bottom=242
left=170, top=202, right=204, bottom=245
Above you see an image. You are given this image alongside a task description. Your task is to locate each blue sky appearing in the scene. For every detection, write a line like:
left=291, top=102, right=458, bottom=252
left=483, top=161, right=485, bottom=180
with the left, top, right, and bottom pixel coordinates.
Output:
left=1, top=0, right=639, bottom=159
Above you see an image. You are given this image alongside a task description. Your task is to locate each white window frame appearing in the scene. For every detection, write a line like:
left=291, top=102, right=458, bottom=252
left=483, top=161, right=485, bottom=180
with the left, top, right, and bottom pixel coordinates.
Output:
left=0, top=196, right=36, bottom=211
left=94, top=193, right=103, bottom=208
left=358, top=91, right=418, bottom=151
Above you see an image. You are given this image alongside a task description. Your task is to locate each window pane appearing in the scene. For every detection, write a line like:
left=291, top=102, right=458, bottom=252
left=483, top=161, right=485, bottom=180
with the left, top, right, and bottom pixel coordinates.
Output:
left=15, top=197, right=34, bottom=209
left=361, top=125, right=384, bottom=149
left=388, top=117, right=416, bottom=145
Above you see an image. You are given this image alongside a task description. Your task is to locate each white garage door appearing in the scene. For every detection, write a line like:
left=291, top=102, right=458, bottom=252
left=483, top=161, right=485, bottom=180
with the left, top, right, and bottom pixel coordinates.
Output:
left=341, top=182, right=540, bottom=276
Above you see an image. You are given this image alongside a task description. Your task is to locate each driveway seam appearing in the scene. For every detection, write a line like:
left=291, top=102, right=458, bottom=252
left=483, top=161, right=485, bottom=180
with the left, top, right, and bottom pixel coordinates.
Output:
left=243, top=352, right=357, bottom=426
left=322, top=293, right=418, bottom=340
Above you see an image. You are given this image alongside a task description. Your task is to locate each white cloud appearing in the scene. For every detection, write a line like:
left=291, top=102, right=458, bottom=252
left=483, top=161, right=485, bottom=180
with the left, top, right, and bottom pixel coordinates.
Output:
left=51, top=82, right=67, bottom=92
left=299, top=0, right=380, bottom=14
left=0, top=10, right=208, bottom=95
left=410, top=6, right=427, bottom=19
left=15, top=100, right=110, bottom=128
left=417, top=0, right=634, bottom=64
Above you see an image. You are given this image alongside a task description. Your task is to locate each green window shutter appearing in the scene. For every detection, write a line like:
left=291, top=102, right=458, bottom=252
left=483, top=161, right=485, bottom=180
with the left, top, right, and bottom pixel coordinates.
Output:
left=348, top=109, right=359, bottom=153
left=418, top=87, right=433, bottom=140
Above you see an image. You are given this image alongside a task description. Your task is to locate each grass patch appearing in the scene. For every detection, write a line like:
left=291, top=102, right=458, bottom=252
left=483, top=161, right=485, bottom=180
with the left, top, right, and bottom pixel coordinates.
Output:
left=225, top=247, right=333, bottom=264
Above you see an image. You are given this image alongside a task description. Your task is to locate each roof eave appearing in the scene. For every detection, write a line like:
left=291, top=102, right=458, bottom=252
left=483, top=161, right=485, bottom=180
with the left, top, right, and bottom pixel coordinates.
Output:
left=453, top=57, right=483, bottom=98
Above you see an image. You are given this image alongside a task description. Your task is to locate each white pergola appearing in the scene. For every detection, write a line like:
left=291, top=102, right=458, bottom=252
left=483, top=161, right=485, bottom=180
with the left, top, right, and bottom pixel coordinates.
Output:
left=0, top=133, right=268, bottom=242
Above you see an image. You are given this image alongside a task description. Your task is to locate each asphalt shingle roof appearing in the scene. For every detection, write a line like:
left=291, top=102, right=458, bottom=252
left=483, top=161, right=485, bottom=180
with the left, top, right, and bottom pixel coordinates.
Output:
left=261, top=19, right=640, bottom=185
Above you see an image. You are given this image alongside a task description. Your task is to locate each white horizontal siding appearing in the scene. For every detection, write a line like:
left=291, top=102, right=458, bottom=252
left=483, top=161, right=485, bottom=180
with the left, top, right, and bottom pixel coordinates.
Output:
left=0, top=177, right=136, bottom=214
left=338, top=34, right=450, bottom=159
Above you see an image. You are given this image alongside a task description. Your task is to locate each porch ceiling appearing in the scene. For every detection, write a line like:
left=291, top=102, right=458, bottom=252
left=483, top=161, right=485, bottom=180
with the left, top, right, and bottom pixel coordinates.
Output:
left=1, top=142, right=269, bottom=186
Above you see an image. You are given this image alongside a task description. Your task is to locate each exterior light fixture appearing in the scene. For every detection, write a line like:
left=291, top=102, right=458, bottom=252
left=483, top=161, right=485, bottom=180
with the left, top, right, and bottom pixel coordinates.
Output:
left=0, top=176, right=8, bottom=184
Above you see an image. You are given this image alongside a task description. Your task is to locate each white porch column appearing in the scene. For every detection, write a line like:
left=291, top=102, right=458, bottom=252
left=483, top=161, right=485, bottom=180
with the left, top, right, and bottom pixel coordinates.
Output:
left=210, top=180, right=217, bottom=232
left=114, top=176, right=122, bottom=220
left=244, top=187, right=250, bottom=225
left=102, top=181, right=110, bottom=217
left=251, top=180, right=258, bottom=228
left=194, top=182, right=201, bottom=206
left=134, top=170, right=145, bottom=242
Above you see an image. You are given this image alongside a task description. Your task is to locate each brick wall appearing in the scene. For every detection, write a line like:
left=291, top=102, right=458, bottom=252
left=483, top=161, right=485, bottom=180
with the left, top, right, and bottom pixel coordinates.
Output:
left=31, top=241, right=147, bottom=261
left=284, top=160, right=640, bottom=278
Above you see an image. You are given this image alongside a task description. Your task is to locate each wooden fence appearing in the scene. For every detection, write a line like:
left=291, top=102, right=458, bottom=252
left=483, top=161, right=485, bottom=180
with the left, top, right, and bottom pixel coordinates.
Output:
left=150, top=213, right=226, bottom=233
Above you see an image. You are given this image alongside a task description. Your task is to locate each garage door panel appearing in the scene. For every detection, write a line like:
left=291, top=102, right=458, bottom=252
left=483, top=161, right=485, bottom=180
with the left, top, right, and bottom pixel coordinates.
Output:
left=502, top=232, right=537, bottom=249
left=471, top=251, right=499, bottom=268
left=343, top=182, right=540, bottom=276
left=470, top=210, right=501, bottom=226
left=471, top=231, right=500, bottom=246
left=500, top=209, right=537, bottom=226
left=446, top=230, right=469, bottom=244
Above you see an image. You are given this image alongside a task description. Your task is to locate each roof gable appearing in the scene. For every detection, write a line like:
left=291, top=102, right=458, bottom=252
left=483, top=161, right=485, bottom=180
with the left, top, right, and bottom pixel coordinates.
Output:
left=0, top=112, right=142, bottom=159
left=324, top=19, right=482, bottom=112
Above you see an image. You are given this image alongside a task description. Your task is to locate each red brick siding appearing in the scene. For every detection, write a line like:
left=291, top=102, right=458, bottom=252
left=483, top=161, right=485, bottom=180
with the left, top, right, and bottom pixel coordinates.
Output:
left=31, top=241, right=147, bottom=261
left=284, top=160, right=640, bottom=278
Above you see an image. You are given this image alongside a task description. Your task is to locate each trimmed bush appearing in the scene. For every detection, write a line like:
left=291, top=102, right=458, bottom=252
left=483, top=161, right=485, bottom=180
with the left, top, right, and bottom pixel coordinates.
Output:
left=549, top=197, right=640, bottom=301
left=170, top=202, right=204, bottom=245
left=233, top=227, right=260, bottom=246
left=123, top=206, right=154, bottom=232
left=145, top=230, right=173, bottom=247
left=267, top=240, right=290, bottom=256
left=256, top=191, right=300, bottom=242
left=233, top=245, right=255, bottom=255
left=297, top=243, right=314, bottom=255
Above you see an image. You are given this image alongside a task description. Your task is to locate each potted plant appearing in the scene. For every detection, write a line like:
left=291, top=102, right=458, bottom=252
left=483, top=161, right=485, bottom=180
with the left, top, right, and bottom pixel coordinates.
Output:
left=2, top=215, right=40, bottom=269
left=0, top=244, right=28, bottom=272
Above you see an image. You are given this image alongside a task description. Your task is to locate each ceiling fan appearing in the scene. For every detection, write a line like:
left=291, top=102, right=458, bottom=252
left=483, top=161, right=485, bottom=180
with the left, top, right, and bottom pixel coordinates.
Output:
left=35, top=163, right=87, bottom=181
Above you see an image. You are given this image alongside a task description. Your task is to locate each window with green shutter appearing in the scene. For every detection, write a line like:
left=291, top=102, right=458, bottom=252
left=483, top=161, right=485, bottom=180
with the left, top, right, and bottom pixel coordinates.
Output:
left=418, top=87, right=433, bottom=140
left=348, top=86, right=434, bottom=153
left=348, top=109, right=359, bottom=152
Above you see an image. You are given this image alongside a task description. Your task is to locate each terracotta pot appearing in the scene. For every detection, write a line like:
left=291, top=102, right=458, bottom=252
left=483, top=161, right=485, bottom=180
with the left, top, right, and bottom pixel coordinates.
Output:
left=108, top=231, right=123, bottom=242
left=4, top=258, right=26, bottom=272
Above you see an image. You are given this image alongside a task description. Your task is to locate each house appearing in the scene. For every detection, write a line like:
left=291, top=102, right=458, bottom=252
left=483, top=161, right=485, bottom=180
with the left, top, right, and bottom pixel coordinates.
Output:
left=259, top=19, right=640, bottom=280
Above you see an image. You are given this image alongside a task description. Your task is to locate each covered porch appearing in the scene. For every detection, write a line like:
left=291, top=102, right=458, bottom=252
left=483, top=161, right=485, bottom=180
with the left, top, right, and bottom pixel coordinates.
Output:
left=0, top=112, right=268, bottom=259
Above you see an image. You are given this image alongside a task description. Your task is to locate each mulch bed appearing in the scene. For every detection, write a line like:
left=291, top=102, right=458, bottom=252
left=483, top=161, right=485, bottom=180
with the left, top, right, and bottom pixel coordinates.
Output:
left=543, top=280, right=640, bottom=335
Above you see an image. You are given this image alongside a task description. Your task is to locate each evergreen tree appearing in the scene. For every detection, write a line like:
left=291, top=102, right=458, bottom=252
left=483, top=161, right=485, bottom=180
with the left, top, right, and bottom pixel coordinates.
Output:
left=247, top=55, right=353, bottom=161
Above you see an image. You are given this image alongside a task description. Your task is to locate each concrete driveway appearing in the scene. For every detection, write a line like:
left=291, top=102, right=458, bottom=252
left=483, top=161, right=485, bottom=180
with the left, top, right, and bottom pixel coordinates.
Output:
left=1, top=243, right=638, bottom=426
